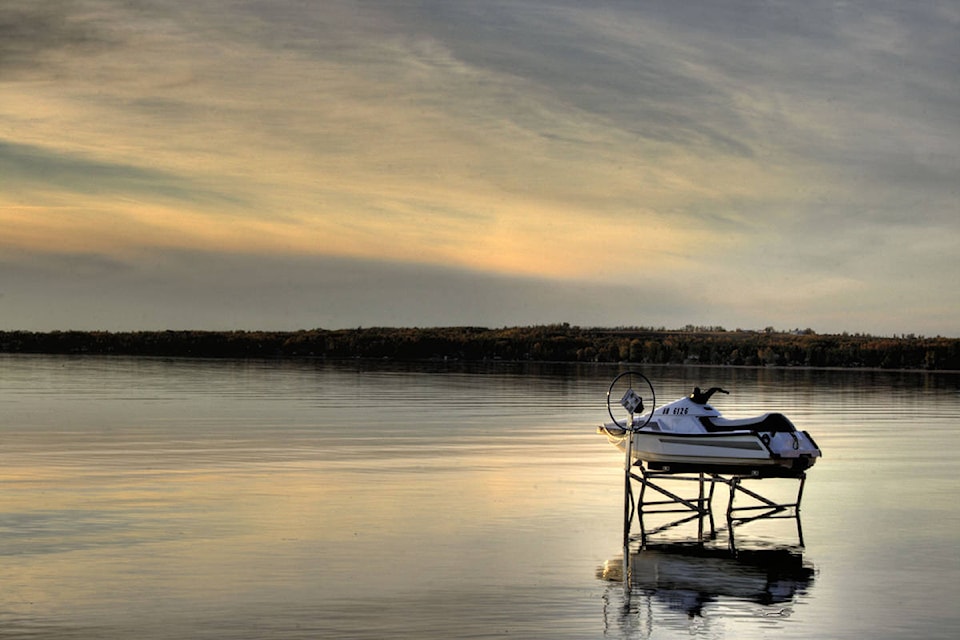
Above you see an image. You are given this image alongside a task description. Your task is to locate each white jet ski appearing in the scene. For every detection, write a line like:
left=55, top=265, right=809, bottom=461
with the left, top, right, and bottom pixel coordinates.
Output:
left=598, top=372, right=821, bottom=477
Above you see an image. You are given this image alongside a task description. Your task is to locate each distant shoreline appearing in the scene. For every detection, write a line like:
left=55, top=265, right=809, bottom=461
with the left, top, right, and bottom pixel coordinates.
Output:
left=2, top=326, right=958, bottom=371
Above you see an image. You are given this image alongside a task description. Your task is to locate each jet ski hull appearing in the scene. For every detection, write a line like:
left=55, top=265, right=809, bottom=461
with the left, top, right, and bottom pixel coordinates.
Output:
left=599, top=424, right=820, bottom=478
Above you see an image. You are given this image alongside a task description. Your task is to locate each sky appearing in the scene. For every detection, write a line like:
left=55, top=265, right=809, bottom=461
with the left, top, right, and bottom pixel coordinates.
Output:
left=1, top=0, right=958, bottom=336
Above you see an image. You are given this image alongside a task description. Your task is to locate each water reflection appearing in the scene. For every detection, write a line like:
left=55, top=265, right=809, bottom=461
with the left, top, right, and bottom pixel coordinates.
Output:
left=600, top=540, right=815, bottom=636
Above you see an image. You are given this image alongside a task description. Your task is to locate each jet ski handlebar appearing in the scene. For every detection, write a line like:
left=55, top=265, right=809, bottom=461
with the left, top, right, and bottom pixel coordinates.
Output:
left=689, top=386, right=729, bottom=404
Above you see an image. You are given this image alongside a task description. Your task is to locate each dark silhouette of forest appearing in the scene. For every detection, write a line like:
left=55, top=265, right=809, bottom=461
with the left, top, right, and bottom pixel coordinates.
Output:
left=1, top=325, right=958, bottom=370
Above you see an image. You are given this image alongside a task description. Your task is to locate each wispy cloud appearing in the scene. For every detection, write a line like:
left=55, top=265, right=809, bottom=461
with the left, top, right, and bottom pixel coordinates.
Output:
left=0, top=1, right=114, bottom=77
left=0, top=141, right=243, bottom=205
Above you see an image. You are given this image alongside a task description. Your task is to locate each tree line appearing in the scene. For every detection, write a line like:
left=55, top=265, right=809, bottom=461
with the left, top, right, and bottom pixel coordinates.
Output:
left=1, top=325, right=959, bottom=370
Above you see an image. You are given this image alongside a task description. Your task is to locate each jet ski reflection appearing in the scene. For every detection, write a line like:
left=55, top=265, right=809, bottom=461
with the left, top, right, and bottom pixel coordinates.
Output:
left=598, top=542, right=815, bottom=617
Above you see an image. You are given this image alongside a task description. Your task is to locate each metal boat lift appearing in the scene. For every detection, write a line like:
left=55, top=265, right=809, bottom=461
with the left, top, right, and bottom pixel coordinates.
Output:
left=622, top=462, right=807, bottom=550
left=620, top=459, right=807, bottom=593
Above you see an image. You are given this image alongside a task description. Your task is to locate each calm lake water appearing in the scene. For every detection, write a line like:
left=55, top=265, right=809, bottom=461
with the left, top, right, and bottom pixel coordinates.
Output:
left=1, top=355, right=958, bottom=639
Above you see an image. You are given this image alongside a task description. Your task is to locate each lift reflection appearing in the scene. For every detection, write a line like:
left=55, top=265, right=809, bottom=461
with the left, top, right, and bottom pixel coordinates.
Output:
left=599, top=540, right=815, bottom=617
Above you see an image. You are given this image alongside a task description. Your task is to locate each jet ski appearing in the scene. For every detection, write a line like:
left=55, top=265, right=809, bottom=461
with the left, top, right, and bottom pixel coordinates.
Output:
left=598, top=372, right=821, bottom=477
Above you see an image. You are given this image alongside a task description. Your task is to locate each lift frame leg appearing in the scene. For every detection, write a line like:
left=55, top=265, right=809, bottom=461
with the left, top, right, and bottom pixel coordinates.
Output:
left=622, top=465, right=807, bottom=551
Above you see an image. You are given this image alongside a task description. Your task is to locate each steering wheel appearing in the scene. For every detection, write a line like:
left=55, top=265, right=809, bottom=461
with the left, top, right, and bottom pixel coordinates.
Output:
left=606, top=370, right=656, bottom=430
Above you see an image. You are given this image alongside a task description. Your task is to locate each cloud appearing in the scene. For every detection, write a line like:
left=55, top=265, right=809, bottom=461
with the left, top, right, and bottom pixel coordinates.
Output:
left=0, top=1, right=957, bottom=335
left=0, top=249, right=702, bottom=331
left=0, top=1, right=114, bottom=77
left=5, top=241, right=953, bottom=336
left=0, top=140, right=244, bottom=205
